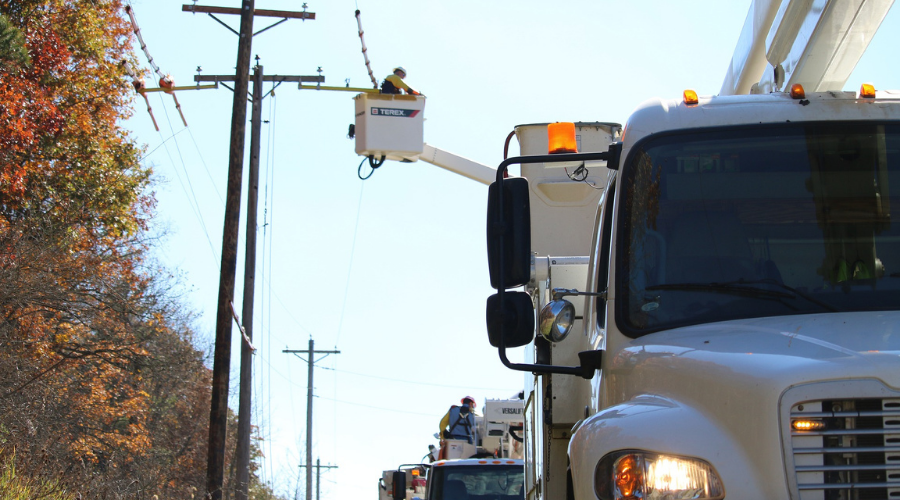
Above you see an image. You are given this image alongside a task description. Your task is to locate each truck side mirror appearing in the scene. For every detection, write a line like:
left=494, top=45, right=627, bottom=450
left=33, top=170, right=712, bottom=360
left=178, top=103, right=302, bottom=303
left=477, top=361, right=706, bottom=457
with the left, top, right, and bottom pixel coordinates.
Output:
left=487, top=177, right=531, bottom=289
left=486, top=291, right=535, bottom=348
left=391, top=471, right=406, bottom=500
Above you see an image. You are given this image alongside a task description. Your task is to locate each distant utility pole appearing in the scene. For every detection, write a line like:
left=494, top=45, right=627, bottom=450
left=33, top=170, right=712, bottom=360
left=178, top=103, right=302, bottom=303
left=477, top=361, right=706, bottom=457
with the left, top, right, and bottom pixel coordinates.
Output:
left=298, top=458, right=338, bottom=500
left=284, top=340, right=340, bottom=500
left=181, top=3, right=318, bottom=500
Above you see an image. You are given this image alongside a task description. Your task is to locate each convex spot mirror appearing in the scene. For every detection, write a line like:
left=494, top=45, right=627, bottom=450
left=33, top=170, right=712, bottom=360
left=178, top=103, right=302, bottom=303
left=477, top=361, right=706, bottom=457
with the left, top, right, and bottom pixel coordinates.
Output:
left=539, top=298, right=575, bottom=342
left=487, top=177, right=531, bottom=289
left=486, top=292, right=535, bottom=348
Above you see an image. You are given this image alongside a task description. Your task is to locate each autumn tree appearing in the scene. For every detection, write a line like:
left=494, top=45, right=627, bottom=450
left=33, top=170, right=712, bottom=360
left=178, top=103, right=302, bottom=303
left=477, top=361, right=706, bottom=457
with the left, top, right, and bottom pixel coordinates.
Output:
left=0, top=1, right=243, bottom=498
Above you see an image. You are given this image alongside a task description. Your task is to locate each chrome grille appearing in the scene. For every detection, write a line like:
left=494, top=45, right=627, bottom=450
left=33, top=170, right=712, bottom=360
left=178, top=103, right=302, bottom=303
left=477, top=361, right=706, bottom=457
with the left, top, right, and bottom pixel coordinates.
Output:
left=791, top=398, right=900, bottom=500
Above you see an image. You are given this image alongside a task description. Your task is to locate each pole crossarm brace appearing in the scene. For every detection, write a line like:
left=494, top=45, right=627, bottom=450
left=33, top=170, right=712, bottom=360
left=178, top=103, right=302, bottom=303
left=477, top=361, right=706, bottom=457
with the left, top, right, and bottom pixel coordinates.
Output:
left=182, top=4, right=316, bottom=20
left=183, top=5, right=315, bottom=38
left=299, top=84, right=379, bottom=93
left=141, top=84, right=218, bottom=92
left=283, top=348, right=341, bottom=361
left=196, top=75, right=324, bottom=83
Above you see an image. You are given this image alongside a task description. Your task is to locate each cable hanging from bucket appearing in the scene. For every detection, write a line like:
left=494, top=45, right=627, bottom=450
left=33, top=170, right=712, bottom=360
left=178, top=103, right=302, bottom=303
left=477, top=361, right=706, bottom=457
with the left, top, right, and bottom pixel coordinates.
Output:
left=358, top=155, right=385, bottom=180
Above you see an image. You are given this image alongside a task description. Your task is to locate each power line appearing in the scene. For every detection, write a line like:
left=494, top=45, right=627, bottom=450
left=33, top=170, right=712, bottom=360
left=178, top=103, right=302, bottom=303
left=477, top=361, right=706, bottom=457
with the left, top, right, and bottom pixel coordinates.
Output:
left=186, top=127, right=225, bottom=206
left=138, top=127, right=187, bottom=163
left=157, top=93, right=220, bottom=265
left=316, top=365, right=519, bottom=392
left=334, top=181, right=365, bottom=348
left=267, top=88, right=278, bottom=492
left=312, top=394, right=434, bottom=417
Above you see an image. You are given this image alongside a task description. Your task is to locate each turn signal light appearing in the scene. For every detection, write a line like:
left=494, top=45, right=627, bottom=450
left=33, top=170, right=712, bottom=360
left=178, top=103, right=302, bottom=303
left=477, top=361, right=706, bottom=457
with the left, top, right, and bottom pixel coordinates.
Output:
left=860, top=83, right=876, bottom=98
left=597, top=451, right=725, bottom=500
left=683, top=90, right=699, bottom=105
left=792, top=419, right=826, bottom=431
left=790, top=84, right=805, bottom=99
left=548, top=122, right=577, bottom=153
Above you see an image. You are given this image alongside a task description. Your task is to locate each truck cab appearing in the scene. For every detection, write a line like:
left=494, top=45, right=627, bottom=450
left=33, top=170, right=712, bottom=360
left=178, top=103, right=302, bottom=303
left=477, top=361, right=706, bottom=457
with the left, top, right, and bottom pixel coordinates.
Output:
left=427, top=459, right=525, bottom=500
left=486, top=88, right=900, bottom=499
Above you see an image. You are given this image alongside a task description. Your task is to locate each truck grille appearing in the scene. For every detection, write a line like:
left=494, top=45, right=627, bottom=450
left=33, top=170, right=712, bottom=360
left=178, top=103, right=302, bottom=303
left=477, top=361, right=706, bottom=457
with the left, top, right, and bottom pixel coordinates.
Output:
left=791, top=398, right=900, bottom=500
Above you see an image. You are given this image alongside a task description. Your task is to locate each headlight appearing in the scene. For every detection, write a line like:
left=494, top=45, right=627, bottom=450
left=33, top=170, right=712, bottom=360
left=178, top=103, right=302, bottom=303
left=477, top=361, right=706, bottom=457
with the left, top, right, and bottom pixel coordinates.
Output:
left=595, top=451, right=725, bottom=500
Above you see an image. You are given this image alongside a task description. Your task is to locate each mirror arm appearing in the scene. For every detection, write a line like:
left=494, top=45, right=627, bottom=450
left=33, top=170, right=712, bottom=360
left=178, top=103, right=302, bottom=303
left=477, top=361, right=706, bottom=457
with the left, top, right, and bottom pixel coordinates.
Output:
left=494, top=152, right=613, bottom=380
left=550, top=287, right=607, bottom=301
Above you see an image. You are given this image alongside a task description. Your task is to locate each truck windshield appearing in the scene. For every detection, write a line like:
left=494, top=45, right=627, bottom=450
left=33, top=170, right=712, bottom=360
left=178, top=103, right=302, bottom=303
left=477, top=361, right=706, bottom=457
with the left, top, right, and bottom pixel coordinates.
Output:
left=428, top=465, right=524, bottom=500
left=618, top=122, right=900, bottom=336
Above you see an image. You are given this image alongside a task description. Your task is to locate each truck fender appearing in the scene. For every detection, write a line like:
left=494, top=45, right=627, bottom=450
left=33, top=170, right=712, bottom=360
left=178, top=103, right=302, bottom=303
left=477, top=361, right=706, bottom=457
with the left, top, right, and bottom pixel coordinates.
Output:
left=567, top=395, right=768, bottom=500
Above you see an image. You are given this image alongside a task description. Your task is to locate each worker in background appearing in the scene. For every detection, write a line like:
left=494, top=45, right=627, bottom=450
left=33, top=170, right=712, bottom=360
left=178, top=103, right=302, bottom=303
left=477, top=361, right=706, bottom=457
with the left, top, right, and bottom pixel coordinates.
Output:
left=439, top=396, right=477, bottom=444
left=381, top=66, right=421, bottom=96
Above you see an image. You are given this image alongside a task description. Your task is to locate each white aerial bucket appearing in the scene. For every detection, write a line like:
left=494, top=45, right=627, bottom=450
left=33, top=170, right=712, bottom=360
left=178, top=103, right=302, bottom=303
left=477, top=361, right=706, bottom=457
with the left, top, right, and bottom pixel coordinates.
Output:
left=354, top=93, right=425, bottom=162
left=440, top=439, right=477, bottom=460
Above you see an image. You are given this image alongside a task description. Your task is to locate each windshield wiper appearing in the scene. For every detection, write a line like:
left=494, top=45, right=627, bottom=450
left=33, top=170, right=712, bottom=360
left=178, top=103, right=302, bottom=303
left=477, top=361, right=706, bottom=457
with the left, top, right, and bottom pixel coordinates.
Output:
left=645, top=282, right=793, bottom=299
left=722, top=279, right=838, bottom=312
left=646, top=279, right=838, bottom=312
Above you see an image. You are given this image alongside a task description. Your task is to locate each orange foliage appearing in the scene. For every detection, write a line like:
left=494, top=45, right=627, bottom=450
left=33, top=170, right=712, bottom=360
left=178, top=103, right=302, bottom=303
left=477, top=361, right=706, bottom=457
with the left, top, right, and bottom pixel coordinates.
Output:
left=0, top=1, right=232, bottom=498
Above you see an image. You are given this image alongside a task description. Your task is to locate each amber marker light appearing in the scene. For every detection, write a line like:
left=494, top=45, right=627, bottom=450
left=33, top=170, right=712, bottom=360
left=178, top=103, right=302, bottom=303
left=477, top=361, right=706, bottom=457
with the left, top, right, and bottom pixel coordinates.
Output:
left=548, top=122, right=577, bottom=154
left=790, top=84, right=806, bottom=99
left=683, top=89, right=699, bottom=105
left=614, top=454, right=642, bottom=498
left=792, top=419, right=826, bottom=431
left=411, top=469, right=419, bottom=477
left=860, top=83, right=876, bottom=98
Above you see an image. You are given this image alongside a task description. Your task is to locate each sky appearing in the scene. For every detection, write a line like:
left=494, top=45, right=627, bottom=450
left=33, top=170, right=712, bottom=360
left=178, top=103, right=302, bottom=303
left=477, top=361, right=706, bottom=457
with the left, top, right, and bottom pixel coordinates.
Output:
left=120, top=1, right=900, bottom=498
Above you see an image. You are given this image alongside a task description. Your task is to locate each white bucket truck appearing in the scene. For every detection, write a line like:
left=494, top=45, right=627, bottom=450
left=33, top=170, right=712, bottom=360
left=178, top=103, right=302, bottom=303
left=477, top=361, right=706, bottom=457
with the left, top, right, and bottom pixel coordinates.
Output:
left=379, top=398, right=527, bottom=500
left=353, top=4, right=897, bottom=497
left=485, top=48, right=900, bottom=500
left=484, top=2, right=900, bottom=499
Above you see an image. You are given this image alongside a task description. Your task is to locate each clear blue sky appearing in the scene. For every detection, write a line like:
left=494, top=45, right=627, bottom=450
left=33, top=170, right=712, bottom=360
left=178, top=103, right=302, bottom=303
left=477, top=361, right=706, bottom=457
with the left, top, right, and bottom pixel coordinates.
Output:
left=122, top=1, right=900, bottom=498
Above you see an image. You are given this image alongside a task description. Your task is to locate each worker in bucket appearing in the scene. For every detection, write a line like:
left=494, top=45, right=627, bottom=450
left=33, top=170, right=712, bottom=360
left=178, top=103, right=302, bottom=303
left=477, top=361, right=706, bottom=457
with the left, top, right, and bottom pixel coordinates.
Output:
left=380, top=66, right=421, bottom=95
left=439, top=396, right=477, bottom=444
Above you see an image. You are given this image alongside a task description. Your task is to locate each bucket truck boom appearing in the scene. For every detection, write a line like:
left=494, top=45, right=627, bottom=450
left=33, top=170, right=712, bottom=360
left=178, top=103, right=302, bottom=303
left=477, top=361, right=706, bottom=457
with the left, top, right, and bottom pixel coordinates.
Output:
left=721, top=0, right=894, bottom=95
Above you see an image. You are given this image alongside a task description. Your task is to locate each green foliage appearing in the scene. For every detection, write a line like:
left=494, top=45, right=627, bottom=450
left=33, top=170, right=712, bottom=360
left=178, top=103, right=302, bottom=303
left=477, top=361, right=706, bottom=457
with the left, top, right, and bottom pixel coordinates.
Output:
left=0, top=13, right=29, bottom=70
left=0, top=453, right=76, bottom=500
left=249, top=480, right=291, bottom=500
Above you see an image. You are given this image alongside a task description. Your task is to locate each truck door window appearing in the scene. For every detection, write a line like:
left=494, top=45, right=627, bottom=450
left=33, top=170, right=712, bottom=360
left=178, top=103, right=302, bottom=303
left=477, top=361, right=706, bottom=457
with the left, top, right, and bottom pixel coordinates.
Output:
left=595, top=181, right=616, bottom=328
left=617, top=122, right=900, bottom=336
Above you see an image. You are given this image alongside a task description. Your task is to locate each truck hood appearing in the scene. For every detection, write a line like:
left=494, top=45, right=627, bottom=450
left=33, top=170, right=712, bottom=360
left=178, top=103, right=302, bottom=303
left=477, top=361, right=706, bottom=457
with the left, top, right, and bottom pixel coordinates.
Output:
left=612, top=311, right=900, bottom=384
left=605, top=310, right=900, bottom=444
left=595, top=311, right=900, bottom=498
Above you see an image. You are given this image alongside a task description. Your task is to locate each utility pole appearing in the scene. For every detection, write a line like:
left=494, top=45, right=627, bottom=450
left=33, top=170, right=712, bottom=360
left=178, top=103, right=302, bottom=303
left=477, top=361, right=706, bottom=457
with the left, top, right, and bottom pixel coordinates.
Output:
left=206, top=2, right=254, bottom=499
left=235, top=61, right=263, bottom=500
left=284, top=340, right=339, bottom=500
left=182, top=4, right=318, bottom=499
left=298, top=459, right=338, bottom=500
